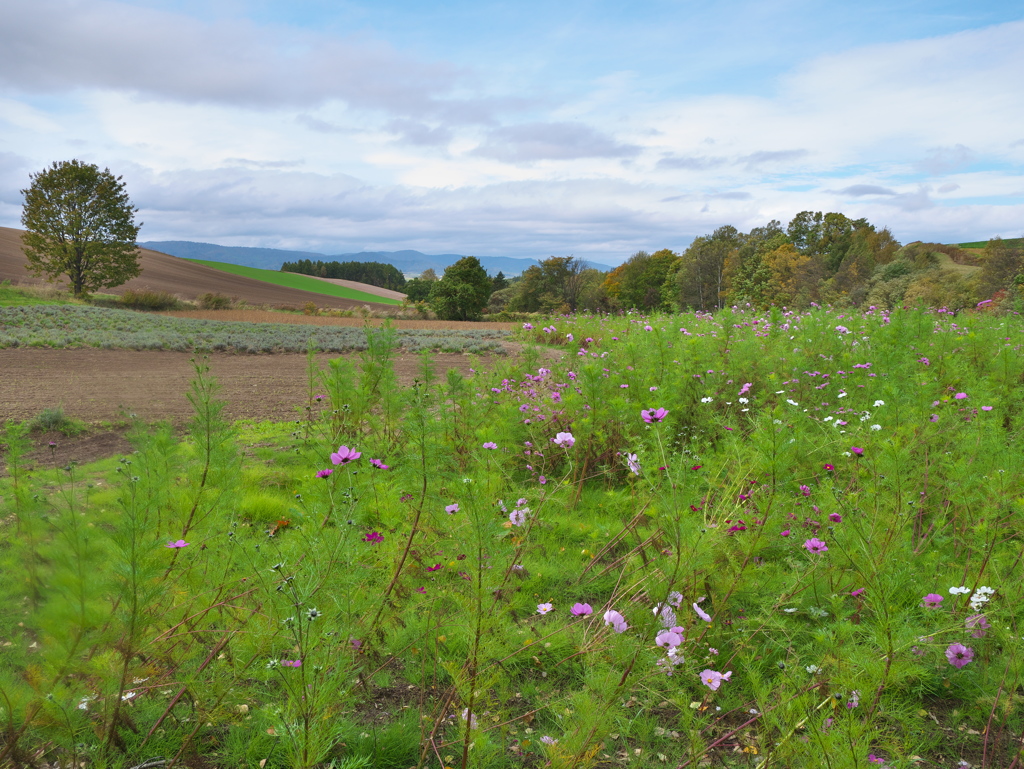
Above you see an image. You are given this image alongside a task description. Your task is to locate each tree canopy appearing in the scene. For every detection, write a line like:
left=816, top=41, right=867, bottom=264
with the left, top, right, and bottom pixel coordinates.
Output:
left=21, top=159, right=141, bottom=297
left=429, top=256, right=493, bottom=320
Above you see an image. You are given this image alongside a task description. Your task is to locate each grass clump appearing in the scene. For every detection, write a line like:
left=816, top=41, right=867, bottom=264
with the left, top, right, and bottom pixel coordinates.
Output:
left=27, top=407, right=85, bottom=436
left=119, top=288, right=183, bottom=310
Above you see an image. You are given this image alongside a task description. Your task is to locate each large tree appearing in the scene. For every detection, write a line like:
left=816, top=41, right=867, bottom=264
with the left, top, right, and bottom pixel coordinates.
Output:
left=21, top=160, right=142, bottom=297
left=429, top=256, right=493, bottom=320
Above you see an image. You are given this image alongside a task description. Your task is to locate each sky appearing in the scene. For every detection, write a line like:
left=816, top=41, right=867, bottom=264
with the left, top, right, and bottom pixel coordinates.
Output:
left=1, top=0, right=1022, bottom=265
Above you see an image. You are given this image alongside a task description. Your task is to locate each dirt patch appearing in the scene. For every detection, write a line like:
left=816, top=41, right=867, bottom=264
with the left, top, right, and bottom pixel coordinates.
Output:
left=157, top=309, right=516, bottom=331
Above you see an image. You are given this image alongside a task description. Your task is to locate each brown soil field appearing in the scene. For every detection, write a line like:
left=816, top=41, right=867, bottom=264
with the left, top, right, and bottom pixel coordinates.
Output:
left=0, top=226, right=395, bottom=310
left=1, top=346, right=554, bottom=471
left=305, top=274, right=407, bottom=301
left=158, top=308, right=516, bottom=331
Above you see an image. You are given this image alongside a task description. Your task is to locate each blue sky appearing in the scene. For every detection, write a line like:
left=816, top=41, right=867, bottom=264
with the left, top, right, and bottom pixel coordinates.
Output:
left=1, top=0, right=1022, bottom=264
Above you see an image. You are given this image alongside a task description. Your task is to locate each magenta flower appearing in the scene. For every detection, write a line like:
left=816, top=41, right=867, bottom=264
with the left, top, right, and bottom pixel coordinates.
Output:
left=981, top=406, right=993, bottom=411
left=799, top=484, right=811, bottom=497
left=330, top=445, right=361, bottom=465
left=823, top=463, right=835, bottom=471
left=780, top=529, right=791, bottom=537
left=315, top=468, right=333, bottom=478
left=445, top=503, right=460, bottom=514
left=804, top=537, right=828, bottom=553
left=945, top=642, right=974, bottom=668
left=427, top=563, right=443, bottom=572
left=930, top=414, right=939, bottom=422
left=281, top=660, right=302, bottom=667
left=552, top=432, right=575, bottom=448
left=693, top=602, right=712, bottom=622
left=829, top=513, right=842, bottom=523
left=699, top=669, right=732, bottom=691
left=850, top=588, right=866, bottom=597
left=570, top=602, right=593, bottom=616
left=363, top=531, right=384, bottom=544
left=850, top=446, right=864, bottom=456
left=416, top=586, right=426, bottom=594
left=482, top=442, right=498, bottom=450
left=954, top=392, right=968, bottom=400
left=921, top=593, right=944, bottom=608
left=165, top=539, right=189, bottom=549
left=641, top=407, right=668, bottom=424
left=626, top=453, right=641, bottom=475
left=603, top=609, right=629, bottom=633
left=370, top=458, right=390, bottom=469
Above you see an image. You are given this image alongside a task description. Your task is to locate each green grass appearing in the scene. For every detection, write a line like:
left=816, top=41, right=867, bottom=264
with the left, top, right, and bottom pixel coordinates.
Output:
left=958, top=237, right=1024, bottom=249
left=0, top=282, right=76, bottom=307
left=934, top=252, right=980, bottom=275
left=186, top=259, right=404, bottom=306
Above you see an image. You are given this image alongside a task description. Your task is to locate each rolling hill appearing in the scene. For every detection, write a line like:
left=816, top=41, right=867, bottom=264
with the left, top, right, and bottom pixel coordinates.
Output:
left=0, top=227, right=397, bottom=310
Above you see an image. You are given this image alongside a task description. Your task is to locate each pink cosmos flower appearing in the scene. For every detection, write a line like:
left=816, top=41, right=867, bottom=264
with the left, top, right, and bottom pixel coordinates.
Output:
left=656, top=627, right=685, bottom=648
left=700, top=669, right=732, bottom=691
left=641, top=407, right=668, bottom=424
left=570, top=603, right=593, bottom=616
left=780, top=529, right=791, bottom=537
left=626, top=453, right=641, bottom=475
left=315, top=468, right=333, bottom=478
left=921, top=593, right=943, bottom=608
left=165, top=539, right=189, bottom=549
left=603, top=609, right=629, bottom=633
left=427, top=563, right=443, bottom=572
left=509, top=509, right=526, bottom=526
left=945, top=642, right=973, bottom=668
left=850, top=446, right=864, bottom=456
left=829, top=513, right=842, bottom=523
left=363, top=531, right=384, bottom=544
left=330, top=445, right=361, bottom=465
left=445, top=503, right=460, bottom=514
left=281, top=660, right=302, bottom=667
left=850, top=588, right=866, bottom=597
left=981, top=406, right=993, bottom=411
left=965, top=614, right=989, bottom=638
left=552, top=432, right=575, bottom=448
left=823, top=463, right=835, bottom=471
left=693, top=602, right=712, bottom=622
left=954, top=392, right=967, bottom=400
left=800, top=484, right=811, bottom=497
left=804, top=538, right=828, bottom=553
left=370, top=458, right=390, bottom=469
left=482, top=441, right=498, bottom=450
left=537, top=603, right=553, bottom=615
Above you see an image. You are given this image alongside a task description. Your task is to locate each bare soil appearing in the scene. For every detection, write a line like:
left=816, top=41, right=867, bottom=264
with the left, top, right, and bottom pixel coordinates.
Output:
left=1, top=346, right=551, bottom=471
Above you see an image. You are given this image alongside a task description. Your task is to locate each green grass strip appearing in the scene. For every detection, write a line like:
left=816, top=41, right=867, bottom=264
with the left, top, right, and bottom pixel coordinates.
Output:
left=185, top=259, right=404, bottom=305
left=958, top=237, right=1024, bottom=249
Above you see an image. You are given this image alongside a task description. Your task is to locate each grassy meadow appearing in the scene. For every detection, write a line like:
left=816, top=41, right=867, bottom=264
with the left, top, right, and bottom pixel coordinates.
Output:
left=2, top=306, right=1024, bottom=769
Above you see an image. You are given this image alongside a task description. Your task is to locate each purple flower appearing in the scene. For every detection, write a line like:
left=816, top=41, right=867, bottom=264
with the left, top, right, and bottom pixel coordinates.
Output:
left=800, top=484, right=811, bottom=497
left=850, top=446, right=864, bottom=456
left=552, top=432, right=575, bottom=448
left=930, top=414, right=939, bottom=422
left=965, top=614, right=990, bottom=638
left=850, top=588, right=866, bottom=597
left=165, top=539, right=189, bottom=549
left=315, top=468, right=333, bottom=478
left=603, top=609, right=629, bottom=633
left=693, top=602, right=712, bottom=622
left=945, top=642, right=974, bottom=668
left=641, top=407, right=668, bottom=424
left=921, top=593, right=943, bottom=608
left=540, top=735, right=557, bottom=745
left=626, top=453, right=641, bottom=475
left=330, top=445, right=361, bottom=465
left=570, top=602, right=593, bottom=616
left=363, top=531, right=384, bottom=544
left=281, top=660, right=302, bottom=667
left=509, top=509, right=526, bottom=526
left=829, top=513, right=842, bottom=523
left=445, top=503, right=460, bottom=514
left=537, top=602, right=553, bottom=615
left=699, top=669, right=732, bottom=691
left=656, top=627, right=685, bottom=648
left=954, top=392, right=968, bottom=400
left=482, top=442, right=498, bottom=450
left=981, top=406, right=993, bottom=411
left=804, top=538, right=828, bottom=553
left=780, top=529, right=791, bottom=537
left=427, top=563, right=443, bottom=572
left=823, top=463, right=834, bottom=471
left=370, top=458, right=390, bottom=469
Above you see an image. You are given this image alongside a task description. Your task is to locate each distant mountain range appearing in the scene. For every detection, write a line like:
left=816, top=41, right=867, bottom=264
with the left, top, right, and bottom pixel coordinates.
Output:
left=140, top=241, right=615, bottom=277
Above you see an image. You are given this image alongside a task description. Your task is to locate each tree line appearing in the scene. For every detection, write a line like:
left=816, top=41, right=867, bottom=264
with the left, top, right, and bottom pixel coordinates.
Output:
left=280, top=259, right=407, bottom=291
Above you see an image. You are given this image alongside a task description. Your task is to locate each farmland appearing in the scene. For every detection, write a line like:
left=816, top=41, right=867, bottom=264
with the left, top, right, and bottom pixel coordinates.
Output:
left=2, top=305, right=1023, bottom=769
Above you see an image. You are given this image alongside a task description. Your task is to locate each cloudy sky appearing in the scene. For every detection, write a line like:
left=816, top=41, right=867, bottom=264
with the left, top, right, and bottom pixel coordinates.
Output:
left=1, top=0, right=1022, bottom=264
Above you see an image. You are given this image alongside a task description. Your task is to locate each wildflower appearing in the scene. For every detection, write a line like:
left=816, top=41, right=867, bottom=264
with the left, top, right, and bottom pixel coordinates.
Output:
left=949, top=586, right=970, bottom=595
left=804, top=538, right=828, bottom=553
left=482, top=442, right=498, bottom=450
left=693, top=603, right=712, bottom=622
left=805, top=664, right=821, bottom=674
left=363, top=531, right=384, bottom=544
left=509, top=509, right=526, bottom=526
left=930, top=414, right=939, bottom=422
left=700, top=669, right=732, bottom=691
left=873, top=400, right=885, bottom=407
left=799, top=484, right=811, bottom=496
left=165, top=539, right=189, bottom=548
left=868, top=755, right=886, bottom=765
left=846, top=690, right=860, bottom=708
left=603, top=609, right=629, bottom=633
left=552, top=432, right=575, bottom=448
left=850, top=588, right=866, bottom=597
left=540, top=735, right=558, bottom=745
left=870, top=424, right=881, bottom=431
left=780, top=529, right=791, bottom=537
left=786, top=399, right=798, bottom=406
left=945, top=642, right=974, bottom=668
left=306, top=608, right=321, bottom=620
left=330, top=445, right=361, bottom=465
left=281, top=660, right=302, bottom=667
left=921, top=593, right=944, bottom=608
left=954, top=392, right=968, bottom=400
left=537, top=603, right=553, bottom=615
left=641, top=407, right=669, bottom=423
left=427, top=563, right=443, bottom=572
left=656, top=627, right=685, bottom=648
left=965, top=614, right=989, bottom=638
left=850, top=446, right=864, bottom=456
left=823, top=463, right=834, bottom=471
left=829, top=512, right=842, bottom=523
left=738, top=382, right=751, bottom=396
left=370, top=458, right=390, bottom=469
left=416, top=586, right=426, bottom=594
left=445, top=503, right=460, bottom=514
left=570, top=603, right=593, bottom=616
left=626, top=453, right=641, bottom=476
left=315, top=468, right=333, bottom=478
left=699, top=396, right=713, bottom=403
left=970, top=585, right=995, bottom=611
